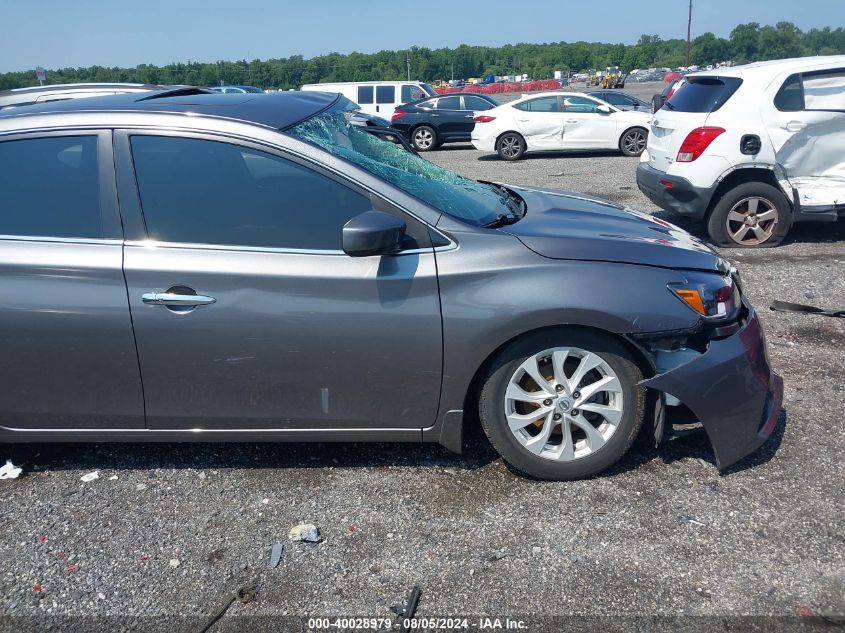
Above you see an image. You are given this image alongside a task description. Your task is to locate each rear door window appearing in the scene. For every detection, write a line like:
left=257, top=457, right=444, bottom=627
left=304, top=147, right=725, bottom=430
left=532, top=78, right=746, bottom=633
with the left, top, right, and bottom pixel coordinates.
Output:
left=600, top=93, right=630, bottom=107
left=666, top=76, right=742, bottom=113
left=0, top=135, right=105, bottom=239
left=802, top=69, right=845, bottom=112
left=562, top=95, right=600, bottom=113
left=514, top=96, right=560, bottom=112
left=435, top=95, right=461, bottom=110
left=357, top=86, right=374, bottom=104
left=774, top=70, right=845, bottom=112
left=376, top=85, right=395, bottom=104
left=463, top=95, right=494, bottom=110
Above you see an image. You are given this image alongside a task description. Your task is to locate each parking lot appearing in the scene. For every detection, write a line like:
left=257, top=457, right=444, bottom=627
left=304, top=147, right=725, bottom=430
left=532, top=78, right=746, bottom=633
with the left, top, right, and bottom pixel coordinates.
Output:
left=1, top=89, right=844, bottom=632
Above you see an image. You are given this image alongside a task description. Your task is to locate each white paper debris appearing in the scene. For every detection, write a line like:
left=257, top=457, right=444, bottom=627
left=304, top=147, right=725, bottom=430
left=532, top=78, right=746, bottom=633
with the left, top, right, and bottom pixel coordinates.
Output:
left=80, top=471, right=99, bottom=483
left=0, top=460, right=22, bottom=480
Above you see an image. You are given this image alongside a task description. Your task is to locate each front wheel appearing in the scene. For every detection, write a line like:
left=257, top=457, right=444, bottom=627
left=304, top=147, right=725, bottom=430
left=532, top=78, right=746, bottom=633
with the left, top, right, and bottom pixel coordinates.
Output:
left=478, top=330, right=645, bottom=480
left=411, top=125, right=438, bottom=151
left=619, top=127, right=648, bottom=157
left=496, top=132, right=525, bottom=161
left=707, top=182, right=792, bottom=247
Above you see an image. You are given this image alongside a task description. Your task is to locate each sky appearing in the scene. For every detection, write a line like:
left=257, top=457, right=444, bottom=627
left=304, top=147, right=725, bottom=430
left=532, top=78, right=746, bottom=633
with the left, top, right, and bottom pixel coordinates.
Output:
left=1, top=0, right=843, bottom=73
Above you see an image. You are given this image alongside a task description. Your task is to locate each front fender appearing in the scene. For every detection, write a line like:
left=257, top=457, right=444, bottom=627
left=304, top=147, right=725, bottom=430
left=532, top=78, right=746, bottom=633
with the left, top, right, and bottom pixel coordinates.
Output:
left=432, top=229, right=703, bottom=417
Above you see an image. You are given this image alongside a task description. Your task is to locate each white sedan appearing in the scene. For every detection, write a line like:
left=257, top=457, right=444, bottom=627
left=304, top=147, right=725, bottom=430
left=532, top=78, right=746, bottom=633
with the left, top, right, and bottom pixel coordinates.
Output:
left=471, top=92, right=652, bottom=160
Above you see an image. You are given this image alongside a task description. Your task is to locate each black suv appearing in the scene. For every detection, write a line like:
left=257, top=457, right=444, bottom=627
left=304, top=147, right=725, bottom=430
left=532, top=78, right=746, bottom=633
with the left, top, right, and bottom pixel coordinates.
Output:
left=390, top=93, right=500, bottom=151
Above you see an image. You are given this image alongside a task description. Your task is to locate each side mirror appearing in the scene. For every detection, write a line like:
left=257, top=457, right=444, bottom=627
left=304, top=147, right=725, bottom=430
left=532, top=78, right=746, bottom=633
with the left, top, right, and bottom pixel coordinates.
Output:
left=342, top=211, right=406, bottom=257
left=596, top=104, right=613, bottom=114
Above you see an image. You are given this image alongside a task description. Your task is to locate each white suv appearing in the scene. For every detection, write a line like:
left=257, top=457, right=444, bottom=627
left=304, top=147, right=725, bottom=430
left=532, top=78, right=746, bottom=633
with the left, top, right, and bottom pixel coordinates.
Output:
left=637, top=56, right=845, bottom=247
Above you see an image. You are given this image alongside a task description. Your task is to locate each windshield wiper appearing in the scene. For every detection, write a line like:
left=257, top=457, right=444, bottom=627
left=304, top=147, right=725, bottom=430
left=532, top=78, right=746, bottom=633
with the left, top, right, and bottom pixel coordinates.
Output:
left=482, top=213, right=522, bottom=229
left=479, top=181, right=527, bottom=218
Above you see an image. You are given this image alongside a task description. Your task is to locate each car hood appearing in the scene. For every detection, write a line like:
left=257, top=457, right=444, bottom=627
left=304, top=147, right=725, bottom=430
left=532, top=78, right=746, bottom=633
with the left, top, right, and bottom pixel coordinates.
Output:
left=503, top=186, right=729, bottom=273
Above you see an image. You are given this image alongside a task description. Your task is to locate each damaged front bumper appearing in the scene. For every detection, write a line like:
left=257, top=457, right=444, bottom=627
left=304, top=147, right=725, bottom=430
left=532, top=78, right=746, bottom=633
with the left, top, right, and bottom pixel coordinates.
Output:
left=639, top=302, right=784, bottom=470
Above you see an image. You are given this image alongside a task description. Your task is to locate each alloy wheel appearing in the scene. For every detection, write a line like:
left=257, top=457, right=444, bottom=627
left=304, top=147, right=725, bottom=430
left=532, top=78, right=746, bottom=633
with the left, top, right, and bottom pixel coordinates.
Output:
left=504, top=347, right=624, bottom=461
left=500, top=135, right=522, bottom=158
left=726, top=197, right=778, bottom=245
left=622, top=129, right=647, bottom=155
left=413, top=128, right=434, bottom=150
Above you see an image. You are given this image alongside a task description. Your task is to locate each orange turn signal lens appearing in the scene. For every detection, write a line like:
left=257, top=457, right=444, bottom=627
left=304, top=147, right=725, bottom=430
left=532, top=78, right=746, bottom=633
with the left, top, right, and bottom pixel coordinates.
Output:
left=673, top=289, right=706, bottom=315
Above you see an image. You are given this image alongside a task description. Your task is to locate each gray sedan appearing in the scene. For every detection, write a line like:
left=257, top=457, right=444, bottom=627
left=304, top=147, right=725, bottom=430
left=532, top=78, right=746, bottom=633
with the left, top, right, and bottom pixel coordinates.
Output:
left=0, top=89, right=782, bottom=480
left=586, top=90, right=653, bottom=111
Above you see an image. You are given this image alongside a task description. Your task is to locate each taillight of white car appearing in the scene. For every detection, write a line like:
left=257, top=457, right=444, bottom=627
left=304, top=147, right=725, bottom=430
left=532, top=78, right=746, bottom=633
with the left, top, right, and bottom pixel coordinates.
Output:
left=676, top=126, right=725, bottom=162
left=473, top=115, right=496, bottom=123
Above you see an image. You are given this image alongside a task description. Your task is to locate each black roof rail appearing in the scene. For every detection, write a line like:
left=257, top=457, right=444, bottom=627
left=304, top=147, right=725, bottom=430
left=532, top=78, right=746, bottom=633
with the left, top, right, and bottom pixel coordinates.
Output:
left=136, top=87, right=215, bottom=101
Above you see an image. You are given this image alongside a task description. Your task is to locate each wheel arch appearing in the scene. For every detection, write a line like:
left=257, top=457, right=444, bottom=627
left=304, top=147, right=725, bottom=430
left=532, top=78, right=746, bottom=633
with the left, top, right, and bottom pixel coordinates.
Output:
left=459, top=323, right=656, bottom=435
left=410, top=122, right=438, bottom=135
left=705, top=166, right=792, bottom=220
left=496, top=129, right=526, bottom=148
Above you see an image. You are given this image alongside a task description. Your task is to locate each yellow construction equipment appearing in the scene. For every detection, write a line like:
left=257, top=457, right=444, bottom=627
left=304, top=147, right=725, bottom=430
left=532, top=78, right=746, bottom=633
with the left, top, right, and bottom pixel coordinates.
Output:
left=601, top=66, right=627, bottom=89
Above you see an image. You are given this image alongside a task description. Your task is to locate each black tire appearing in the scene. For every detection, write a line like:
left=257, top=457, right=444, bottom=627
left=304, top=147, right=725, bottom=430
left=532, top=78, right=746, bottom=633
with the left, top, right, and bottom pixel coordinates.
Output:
left=619, top=127, right=648, bottom=157
left=411, top=125, right=439, bottom=151
left=496, top=132, right=525, bottom=161
left=478, top=329, right=645, bottom=480
left=707, top=182, right=792, bottom=248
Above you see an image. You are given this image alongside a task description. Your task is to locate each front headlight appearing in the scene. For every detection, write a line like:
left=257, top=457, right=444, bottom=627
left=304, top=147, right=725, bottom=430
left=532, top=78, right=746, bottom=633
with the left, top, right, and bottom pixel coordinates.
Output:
left=668, top=272, right=740, bottom=320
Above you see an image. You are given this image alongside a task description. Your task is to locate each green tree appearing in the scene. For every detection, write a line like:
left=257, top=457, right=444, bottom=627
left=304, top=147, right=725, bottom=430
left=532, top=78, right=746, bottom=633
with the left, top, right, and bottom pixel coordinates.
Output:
left=729, top=22, right=760, bottom=61
left=757, top=22, right=804, bottom=60
left=691, top=32, right=731, bottom=66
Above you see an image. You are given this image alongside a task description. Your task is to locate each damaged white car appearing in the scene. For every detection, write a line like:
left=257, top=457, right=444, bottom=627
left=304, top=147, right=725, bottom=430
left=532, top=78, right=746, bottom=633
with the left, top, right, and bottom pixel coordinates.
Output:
left=637, top=55, right=845, bottom=247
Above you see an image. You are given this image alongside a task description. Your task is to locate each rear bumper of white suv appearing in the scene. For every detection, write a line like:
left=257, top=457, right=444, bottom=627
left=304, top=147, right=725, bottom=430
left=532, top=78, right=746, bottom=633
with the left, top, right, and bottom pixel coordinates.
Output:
left=636, top=161, right=716, bottom=220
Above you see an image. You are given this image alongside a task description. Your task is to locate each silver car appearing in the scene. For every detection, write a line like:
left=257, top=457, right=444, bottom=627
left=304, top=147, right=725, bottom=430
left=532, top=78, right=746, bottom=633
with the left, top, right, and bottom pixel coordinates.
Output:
left=0, top=89, right=782, bottom=480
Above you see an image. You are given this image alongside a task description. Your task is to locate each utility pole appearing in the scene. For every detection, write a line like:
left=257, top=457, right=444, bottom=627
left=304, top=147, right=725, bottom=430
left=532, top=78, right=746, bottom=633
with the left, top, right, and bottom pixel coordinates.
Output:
left=406, top=54, right=411, bottom=81
left=686, top=0, right=693, bottom=66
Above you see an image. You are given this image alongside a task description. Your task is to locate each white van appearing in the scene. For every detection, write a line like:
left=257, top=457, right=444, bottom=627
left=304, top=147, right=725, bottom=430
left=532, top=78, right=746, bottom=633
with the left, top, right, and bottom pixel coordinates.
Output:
left=301, top=81, right=437, bottom=117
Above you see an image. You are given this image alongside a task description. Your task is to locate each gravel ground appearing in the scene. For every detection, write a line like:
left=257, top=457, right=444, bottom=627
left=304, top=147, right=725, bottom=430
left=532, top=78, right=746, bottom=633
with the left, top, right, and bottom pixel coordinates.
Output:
left=0, top=95, right=843, bottom=632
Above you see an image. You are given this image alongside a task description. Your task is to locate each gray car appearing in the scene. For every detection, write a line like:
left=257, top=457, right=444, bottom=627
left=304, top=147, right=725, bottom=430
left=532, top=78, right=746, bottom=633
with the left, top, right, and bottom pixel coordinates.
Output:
left=0, top=89, right=783, bottom=480
left=586, top=90, right=652, bottom=111
left=0, top=82, right=180, bottom=110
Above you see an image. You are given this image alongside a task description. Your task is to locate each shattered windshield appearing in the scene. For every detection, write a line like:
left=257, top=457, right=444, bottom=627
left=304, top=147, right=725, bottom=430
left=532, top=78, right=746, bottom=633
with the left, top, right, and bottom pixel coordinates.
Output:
left=288, top=103, right=513, bottom=227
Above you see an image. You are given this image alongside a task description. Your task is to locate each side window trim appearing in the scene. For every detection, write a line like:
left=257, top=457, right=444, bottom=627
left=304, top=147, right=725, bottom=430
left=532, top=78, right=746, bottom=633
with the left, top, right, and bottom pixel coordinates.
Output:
left=0, top=129, right=121, bottom=243
left=114, top=129, right=440, bottom=253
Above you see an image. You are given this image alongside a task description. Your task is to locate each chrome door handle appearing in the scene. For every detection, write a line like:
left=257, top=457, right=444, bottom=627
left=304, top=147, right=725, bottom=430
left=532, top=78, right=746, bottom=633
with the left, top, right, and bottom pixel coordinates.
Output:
left=783, top=120, right=807, bottom=132
left=142, top=292, right=216, bottom=306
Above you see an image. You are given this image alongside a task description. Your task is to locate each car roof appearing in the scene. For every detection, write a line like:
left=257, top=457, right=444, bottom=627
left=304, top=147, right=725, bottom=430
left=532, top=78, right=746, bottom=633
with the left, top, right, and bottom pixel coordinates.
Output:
left=0, top=88, right=343, bottom=133
left=0, top=82, right=162, bottom=96
left=690, top=55, right=845, bottom=81
left=510, top=91, right=597, bottom=103
left=404, top=92, right=496, bottom=106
